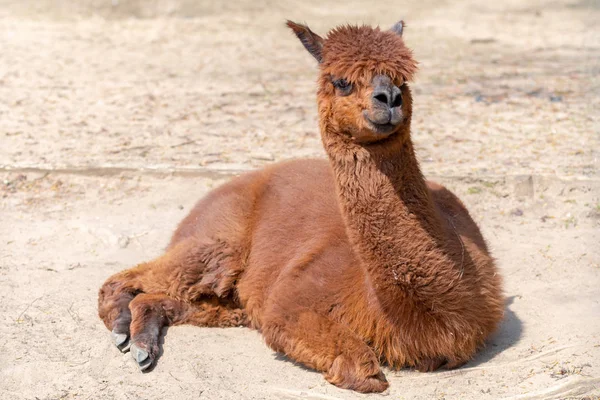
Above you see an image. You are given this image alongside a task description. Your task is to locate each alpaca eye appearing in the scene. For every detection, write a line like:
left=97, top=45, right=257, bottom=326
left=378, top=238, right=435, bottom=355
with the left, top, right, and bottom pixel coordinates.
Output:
left=333, top=78, right=353, bottom=95
left=334, top=79, right=350, bottom=89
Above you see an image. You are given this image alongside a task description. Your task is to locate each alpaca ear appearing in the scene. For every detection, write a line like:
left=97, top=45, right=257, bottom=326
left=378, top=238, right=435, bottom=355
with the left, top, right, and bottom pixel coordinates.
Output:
left=389, top=20, right=404, bottom=37
left=286, top=20, right=324, bottom=63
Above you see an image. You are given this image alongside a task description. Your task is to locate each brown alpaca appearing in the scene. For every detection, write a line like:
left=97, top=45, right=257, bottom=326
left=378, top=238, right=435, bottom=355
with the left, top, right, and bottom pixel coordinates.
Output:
left=98, top=20, right=504, bottom=393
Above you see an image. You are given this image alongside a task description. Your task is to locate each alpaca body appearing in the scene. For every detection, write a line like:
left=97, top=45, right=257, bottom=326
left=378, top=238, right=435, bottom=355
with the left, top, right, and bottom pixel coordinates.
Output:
left=192, top=158, right=501, bottom=370
left=99, top=158, right=501, bottom=383
left=98, top=21, right=503, bottom=392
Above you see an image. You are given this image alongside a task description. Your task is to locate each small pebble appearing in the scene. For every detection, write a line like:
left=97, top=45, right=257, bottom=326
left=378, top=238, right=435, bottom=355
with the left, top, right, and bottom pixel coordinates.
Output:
left=510, top=208, right=523, bottom=217
left=118, top=236, right=130, bottom=248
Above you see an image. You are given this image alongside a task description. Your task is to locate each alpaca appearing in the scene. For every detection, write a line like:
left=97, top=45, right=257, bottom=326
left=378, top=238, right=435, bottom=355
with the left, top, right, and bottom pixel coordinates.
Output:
left=98, top=20, right=504, bottom=393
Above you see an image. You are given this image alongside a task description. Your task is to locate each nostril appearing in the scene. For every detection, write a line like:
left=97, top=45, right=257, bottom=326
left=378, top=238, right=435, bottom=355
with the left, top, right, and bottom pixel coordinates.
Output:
left=391, top=93, right=402, bottom=108
left=373, top=93, right=389, bottom=105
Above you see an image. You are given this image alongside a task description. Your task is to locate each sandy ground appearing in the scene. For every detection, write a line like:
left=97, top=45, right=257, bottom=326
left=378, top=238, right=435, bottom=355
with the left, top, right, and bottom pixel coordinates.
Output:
left=0, top=0, right=599, bottom=399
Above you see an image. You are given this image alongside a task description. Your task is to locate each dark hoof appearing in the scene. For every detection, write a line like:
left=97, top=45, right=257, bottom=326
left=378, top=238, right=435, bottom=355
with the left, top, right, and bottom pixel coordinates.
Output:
left=111, top=330, right=131, bottom=353
left=131, top=344, right=153, bottom=371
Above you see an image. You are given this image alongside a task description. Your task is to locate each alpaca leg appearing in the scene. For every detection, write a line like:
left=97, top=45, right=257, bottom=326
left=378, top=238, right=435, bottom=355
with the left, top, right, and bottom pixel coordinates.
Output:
left=261, top=310, right=389, bottom=393
left=98, top=237, right=243, bottom=352
left=444, top=358, right=469, bottom=370
left=127, top=293, right=248, bottom=370
left=98, top=268, right=146, bottom=352
left=414, top=353, right=471, bottom=372
left=415, top=356, right=447, bottom=372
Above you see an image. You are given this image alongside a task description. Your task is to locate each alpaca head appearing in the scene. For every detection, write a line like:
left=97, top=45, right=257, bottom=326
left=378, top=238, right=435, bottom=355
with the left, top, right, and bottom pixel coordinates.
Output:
left=288, top=21, right=418, bottom=144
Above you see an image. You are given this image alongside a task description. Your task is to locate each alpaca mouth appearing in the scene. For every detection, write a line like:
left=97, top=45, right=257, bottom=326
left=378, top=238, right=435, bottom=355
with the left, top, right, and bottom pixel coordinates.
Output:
left=366, top=118, right=399, bottom=135
left=363, top=109, right=401, bottom=135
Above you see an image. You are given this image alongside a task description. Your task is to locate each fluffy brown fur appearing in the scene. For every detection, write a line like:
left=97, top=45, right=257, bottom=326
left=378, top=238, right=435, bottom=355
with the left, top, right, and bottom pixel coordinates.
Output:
left=98, top=20, right=504, bottom=393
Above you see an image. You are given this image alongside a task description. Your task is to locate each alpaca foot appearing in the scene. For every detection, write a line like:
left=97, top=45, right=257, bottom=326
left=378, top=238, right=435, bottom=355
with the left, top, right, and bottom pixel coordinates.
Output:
left=324, top=353, right=389, bottom=393
left=130, top=344, right=154, bottom=371
left=111, top=329, right=131, bottom=353
left=415, top=356, right=447, bottom=372
left=98, top=277, right=136, bottom=352
left=110, top=308, right=133, bottom=352
left=126, top=294, right=176, bottom=371
left=129, top=333, right=159, bottom=371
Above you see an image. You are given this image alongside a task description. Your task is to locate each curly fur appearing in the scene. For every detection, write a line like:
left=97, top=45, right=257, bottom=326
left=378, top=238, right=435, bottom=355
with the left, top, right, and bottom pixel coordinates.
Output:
left=321, top=24, right=418, bottom=84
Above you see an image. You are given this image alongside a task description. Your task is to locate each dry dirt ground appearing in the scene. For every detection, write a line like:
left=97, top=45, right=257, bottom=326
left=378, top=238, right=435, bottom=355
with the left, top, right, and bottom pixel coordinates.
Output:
left=1, top=1, right=599, bottom=399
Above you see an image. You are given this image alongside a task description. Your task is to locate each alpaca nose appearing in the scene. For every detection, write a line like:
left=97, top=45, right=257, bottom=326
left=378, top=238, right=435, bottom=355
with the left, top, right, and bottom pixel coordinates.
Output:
left=367, top=75, right=404, bottom=127
left=372, top=75, right=402, bottom=109
left=372, top=86, right=402, bottom=108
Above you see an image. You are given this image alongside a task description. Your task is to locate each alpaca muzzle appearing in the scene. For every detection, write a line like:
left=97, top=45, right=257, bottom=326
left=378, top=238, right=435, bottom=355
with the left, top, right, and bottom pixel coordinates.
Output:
left=365, top=74, right=403, bottom=131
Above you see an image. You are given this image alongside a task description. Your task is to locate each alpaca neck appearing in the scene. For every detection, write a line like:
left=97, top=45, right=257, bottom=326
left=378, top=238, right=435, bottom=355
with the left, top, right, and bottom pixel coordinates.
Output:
left=323, top=124, right=454, bottom=311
